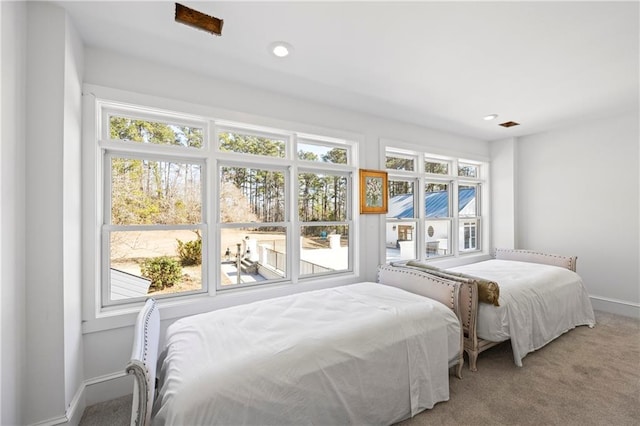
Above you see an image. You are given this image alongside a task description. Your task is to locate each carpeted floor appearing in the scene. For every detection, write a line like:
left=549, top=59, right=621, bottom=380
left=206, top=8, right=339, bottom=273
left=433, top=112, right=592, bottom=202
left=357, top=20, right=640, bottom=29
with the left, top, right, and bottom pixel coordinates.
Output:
left=80, top=310, right=640, bottom=426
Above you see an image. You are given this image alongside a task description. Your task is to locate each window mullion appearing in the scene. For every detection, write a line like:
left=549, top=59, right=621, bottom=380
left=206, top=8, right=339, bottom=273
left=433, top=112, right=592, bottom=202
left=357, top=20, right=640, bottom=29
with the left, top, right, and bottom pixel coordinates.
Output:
left=451, top=180, right=459, bottom=256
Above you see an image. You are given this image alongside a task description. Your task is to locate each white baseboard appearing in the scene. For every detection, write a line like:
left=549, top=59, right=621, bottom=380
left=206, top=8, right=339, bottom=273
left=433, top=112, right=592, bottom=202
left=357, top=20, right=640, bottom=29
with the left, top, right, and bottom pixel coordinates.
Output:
left=590, top=295, right=640, bottom=319
left=66, top=383, right=86, bottom=426
left=29, top=372, right=133, bottom=426
left=84, top=371, right=133, bottom=407
left=29, top=382, right=85, bottom=426
left=29, top=414, right=69, bottom=426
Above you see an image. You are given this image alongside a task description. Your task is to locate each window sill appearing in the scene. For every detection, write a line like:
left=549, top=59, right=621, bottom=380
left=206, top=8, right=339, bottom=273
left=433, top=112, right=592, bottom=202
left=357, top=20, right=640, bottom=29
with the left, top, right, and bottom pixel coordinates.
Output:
left=82, top=273, right=359, bottom=334
left=425, top=252, right=492, bottom=269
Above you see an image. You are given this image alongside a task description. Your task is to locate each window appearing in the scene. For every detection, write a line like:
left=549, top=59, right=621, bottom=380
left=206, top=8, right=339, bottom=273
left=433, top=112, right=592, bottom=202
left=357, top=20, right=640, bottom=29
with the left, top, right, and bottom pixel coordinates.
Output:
left=96, top=100, right=356, bottom=307
left=461, top=221, right=477, bottom=250
left=425, top=158, right=450, bottom=175
left=458, top=162, right=478, bottom=178
left=218, top=127, right=286, bottom=158
left=385, top=148, right=486, bottom=262
left=458, top=183, right=480, bottom=252
left=386, top=152, right=416, bottom=171
left=218, top=164, right=287, bottom=289
left=386, top=178, right=417, bottom=261
left=425, top=181, right=451, bottom=258
left=298, top=170, right=350, bottom=276
left=103, top=115, right=207, bottom=307
left=297, top=139, right=348, bottom=164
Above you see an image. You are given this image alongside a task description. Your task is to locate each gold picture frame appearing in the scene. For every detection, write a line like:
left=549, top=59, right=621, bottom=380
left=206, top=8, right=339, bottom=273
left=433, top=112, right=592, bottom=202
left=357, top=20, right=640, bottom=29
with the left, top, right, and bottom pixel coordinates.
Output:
left=359, top=169, right=388, bottom=214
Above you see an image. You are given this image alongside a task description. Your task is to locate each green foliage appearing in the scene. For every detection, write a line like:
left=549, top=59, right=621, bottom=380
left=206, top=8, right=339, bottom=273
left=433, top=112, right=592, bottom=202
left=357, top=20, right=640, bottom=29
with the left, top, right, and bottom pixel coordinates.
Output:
left=386, top=155, right=414, bottom=171
left=140, top=256, right=182, bottom=290
left=110, top=157, right=202, bottom=225
left=219, top=132, right=285, bottom=157
left=298, top=150, right=319, bottom=161
left=221, top=166, right=286, bottom=222
left=298, top=171, right=347, bottom=222
left=321, top=148, right=347, bottom=164
left=388, top=180, right=412, bottom=198
left=110, top=116, right=203, bottom=148
left=109, top=117, right=203, bottom=226
left=425, top=161, right=448, bottom=174
left=177, top=231, right=202, bottom=266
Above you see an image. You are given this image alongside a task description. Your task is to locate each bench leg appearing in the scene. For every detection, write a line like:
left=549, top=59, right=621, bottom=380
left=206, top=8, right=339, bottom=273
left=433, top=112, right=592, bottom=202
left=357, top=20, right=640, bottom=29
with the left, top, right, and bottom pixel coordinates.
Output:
left=466, top=349, right=479, bottom=372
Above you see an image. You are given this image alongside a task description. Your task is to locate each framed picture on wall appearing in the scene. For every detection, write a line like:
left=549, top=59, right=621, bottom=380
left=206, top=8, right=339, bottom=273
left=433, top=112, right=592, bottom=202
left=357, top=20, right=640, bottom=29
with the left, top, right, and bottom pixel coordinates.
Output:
left=359, top=169, right=388, bottom=214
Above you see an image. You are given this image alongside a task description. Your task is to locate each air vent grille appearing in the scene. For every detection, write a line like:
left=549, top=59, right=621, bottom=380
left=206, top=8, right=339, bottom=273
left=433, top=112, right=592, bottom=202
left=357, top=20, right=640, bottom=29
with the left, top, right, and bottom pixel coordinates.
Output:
left=499, top=121, right=520, bottom=128
left=175, top=3, right=223, bottom=36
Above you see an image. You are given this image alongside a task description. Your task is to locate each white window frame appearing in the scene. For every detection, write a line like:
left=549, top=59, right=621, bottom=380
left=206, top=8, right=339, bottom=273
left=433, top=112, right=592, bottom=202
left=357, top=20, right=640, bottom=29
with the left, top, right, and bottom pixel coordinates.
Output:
left=102, top=151, right=208, bottom=306
left=296, top=166, right=353, bottom=278
left=385, top=176, right=419, bottom=261
left=216, top=160, right=291, bottom=291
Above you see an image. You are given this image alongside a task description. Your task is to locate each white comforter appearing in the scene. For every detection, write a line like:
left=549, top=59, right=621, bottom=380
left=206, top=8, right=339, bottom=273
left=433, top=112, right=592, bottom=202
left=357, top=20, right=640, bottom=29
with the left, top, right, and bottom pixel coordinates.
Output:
left=152, top=282, right=461, bottom=425
left=449, top=259, right=596, bottom=367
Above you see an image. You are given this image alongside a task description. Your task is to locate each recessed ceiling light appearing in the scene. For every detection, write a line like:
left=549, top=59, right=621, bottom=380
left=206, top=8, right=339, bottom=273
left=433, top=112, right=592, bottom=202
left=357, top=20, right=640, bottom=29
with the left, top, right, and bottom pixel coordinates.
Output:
left=269, top=41, right=293, bottom=58
left=483, top=114, right=499, bottom=121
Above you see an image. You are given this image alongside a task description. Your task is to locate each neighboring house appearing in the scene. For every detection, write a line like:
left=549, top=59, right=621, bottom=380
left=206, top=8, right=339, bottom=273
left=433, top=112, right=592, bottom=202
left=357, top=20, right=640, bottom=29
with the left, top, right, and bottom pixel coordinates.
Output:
left=387, top=188, right=476, bottom=219
left=110, top=269, right=152, bottom=300
left=386, top=188, right=477, bottom=257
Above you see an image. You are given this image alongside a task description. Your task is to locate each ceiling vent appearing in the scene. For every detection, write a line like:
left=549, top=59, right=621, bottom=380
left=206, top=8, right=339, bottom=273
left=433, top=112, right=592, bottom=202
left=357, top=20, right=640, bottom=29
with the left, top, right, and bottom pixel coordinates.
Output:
left=175, top=3, right=223, bottom=36
left=499, top=121, right=520, bottom=128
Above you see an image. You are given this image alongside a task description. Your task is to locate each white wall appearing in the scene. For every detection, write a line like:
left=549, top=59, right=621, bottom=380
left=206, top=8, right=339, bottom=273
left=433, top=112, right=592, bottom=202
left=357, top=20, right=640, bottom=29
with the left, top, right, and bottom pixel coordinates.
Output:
left=490, top=138, right=516, bottom=250
left=516, top=111, right=640, bottom=317
left=62, top=10, right=85, bottom=423
left=23, top=2, right=85, bottom=424
left=1, top=2, right=27, bottom=425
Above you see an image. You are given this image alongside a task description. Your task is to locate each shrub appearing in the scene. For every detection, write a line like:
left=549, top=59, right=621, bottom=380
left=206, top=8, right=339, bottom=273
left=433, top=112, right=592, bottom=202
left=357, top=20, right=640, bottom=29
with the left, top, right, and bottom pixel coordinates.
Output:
left=177, top=231, right=202, bottom=266
left=140, top=256, right=182, bottom=290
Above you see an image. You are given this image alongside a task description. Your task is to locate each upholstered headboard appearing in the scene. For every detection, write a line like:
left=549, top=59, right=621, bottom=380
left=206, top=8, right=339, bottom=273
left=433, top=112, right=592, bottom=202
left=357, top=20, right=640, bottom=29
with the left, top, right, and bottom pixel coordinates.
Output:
left=378, top=264, right=476, bottom=333
left=377, top=264, right=467, bottom=378
left=126, top=298, right=160, bottom=426
left=377, top=264, right=459, bottom=311
left=493, top=248, right=577, bottom=272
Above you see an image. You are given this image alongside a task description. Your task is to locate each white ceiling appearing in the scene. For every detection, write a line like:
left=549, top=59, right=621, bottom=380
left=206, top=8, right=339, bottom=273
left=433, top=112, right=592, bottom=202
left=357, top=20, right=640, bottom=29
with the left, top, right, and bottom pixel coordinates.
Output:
left=55, top=0, right=639, bottom=140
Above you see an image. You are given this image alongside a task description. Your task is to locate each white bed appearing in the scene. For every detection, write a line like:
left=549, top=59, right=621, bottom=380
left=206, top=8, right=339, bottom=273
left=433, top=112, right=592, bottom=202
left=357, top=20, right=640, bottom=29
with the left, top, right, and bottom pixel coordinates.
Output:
left=448, top=258, right=596, bottom=368
left=131, top=277, right=463, bottom=426
left=388, top=249, right=597, bottom=371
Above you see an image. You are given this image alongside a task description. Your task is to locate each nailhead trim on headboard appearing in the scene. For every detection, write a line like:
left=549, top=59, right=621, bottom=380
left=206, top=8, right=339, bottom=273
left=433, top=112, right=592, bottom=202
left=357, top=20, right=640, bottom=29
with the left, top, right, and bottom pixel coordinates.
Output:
left=379, top=264, right=476, bottom=331
left=142, top=303, right=156, bottom=376
left=377, top=265, right=457, bottom=309
left=462, top=282, right=474, bottom=331
left=493, top=248, right=577, bottom=272
left=127, top=298, right=160, bottom=426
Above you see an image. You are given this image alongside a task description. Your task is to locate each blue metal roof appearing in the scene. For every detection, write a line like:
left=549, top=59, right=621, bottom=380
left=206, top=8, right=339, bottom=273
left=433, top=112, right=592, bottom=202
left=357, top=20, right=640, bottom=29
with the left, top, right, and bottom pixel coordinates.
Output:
left=388, top=187, right=475, bottom=218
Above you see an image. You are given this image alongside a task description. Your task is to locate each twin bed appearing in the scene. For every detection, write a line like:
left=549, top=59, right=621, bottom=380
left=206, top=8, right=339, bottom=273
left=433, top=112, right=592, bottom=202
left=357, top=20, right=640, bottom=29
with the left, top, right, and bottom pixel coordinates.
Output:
left=127, top=248, right=596, bottom=425
left=394, top=249, right=596, bottom=370
left=129, top=266, right=464, bottom=425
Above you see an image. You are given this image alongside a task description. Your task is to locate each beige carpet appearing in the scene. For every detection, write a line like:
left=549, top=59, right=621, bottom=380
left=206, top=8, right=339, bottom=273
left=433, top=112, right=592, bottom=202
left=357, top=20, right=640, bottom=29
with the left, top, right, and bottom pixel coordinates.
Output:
left=80, top=311, right=640, bottom=426
left=400, top=311, right=640, bottom=425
